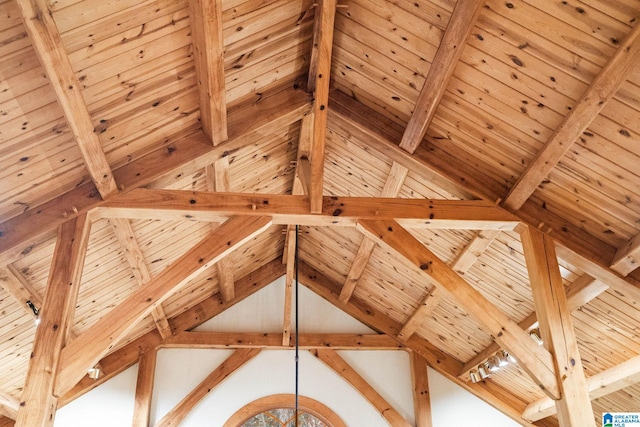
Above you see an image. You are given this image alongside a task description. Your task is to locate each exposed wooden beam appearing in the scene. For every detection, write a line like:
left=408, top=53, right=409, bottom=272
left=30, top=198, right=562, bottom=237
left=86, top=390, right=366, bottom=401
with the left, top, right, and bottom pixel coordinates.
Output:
left=554, top=244, right=640, bottom=306
left=132, top=347, right=157, bottom=427
left=452, top=230, right=502, bottom=274
left=313, top=349, right=412, bottom=427
left=524, top=354, right=640, bottom=422
left=100, top=190, right=521, bottom=229
left=16, top=0, right=118, bottom=199
left=339, top=162, right=408, bottom=303
left=162, top=332, right=402, bottom=350
left=399, top=0, right=486, bottom=153
left=503, top=21, right=640, bottom=211
left=154, top=349, right=261, bottom=427
left=55, top=216, right=272, bottom=397
left=411, top=352, right=434, bottom=427
left=282, top=227, right=297, bottom=346
left=59, top=258, right=284, bottom=406
left=397, top=288, right=443, bottom=343
left=330, top=93, right=640, bottom=320
left=109, top=218, right=172, bottom=339
left=207, top=158, right=235, bottom=302
left=309, top=0, right=338, bottom=213
left=16, top=215, right=91, bottom=427
left=459, top=273, right=607, bottom=380
left=282, top=114, right=314, bottom=343
left=328, top=100, right=478, bottom=201
left=339, top=237, right=377, bottom=303
left=298, top=261, right=539, bottom=426
left=564, top=274, right=608, bottom=310
left=189, top=0, right=227, bottom=144
left=521, top=226, right=594, bottom=426
left=299, top=260, right=460, bottom=372
left=398, top=230, right=500, bottom=342
left=0, top=266, right=42, bottom=319
left=0, top=393, right=18, bottom=421
left=0, top=84, right=311, bottom=258
left=611, top=232, right=640, bottom=276
left=358, top=219, right=559, bottom=399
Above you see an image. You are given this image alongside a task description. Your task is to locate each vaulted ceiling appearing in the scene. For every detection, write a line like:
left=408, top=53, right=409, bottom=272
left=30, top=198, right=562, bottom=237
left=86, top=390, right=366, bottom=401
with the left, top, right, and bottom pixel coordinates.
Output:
left=1, top=0, right=640, bottom=425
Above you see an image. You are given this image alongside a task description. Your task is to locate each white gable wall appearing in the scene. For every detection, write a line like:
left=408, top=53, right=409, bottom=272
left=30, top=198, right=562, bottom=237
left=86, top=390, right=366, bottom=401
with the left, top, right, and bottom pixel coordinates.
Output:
left=54, top=277, right=522, bottom=427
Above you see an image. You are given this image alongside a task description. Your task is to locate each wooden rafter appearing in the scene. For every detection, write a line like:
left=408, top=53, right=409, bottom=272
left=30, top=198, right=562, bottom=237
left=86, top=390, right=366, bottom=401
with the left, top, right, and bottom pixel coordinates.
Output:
left=503, top=21, right=640, bottom=211
left=154, top=349, right=261, bottom=427
left=0, top=266, right=42, bottom=319
left=99, top=190, right=521, bottom=229
left=313, top=349, right=412, bottom=427
left=0, top=392, right=18, bottom=421
left=411, top=352, right=433, bottom=427
left=459, top=273, right=607, bottom=380
left=397, top=230, right=500, bottom=342
left=16, top=0, right=118, bottom=199
left=339, top=161, right=408, bottom=303
left=0, top=85, right=312, bottom=258
left=55, top=216, right=272, bottom=397
left=206, top=159, right=235, bottom=302
left=358, top=219, right=559, bottom=399
left=399, top=0, right=486, bottom=154
left=282, top=114, right=314, bottom=345
left=16, top=215, right=91, bottom=427
left=109, top=218, right=172, bottom=339
left=162, top=332, right=401, bottom=350
left=132, top=347, right=157, bottom=427
left=189, top=0, right=227, bottom=144
left=329, top=97, right=640, bottom=339
left=611, top=232, right=640, bottom=276
left=298, top=261, right=536, bottom=425
left=59, top=259, right=285, bottom=406
left=309, top=0, right=338, bottom=213
left=521, top=226, right=594, bottom=426
left=524, top=354, right=640, bottom=422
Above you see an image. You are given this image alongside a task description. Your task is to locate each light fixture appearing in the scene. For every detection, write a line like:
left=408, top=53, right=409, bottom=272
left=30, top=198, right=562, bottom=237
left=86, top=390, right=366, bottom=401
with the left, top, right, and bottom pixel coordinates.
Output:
left=529, top=328, right=543, bottom=345
left=496, top=350, right=510, bottom=367
left=477, top=362, right=491, bottom=379
left=26, top=300, right=40, bottom=326
left=87, top=366, right=101, bottom=380
left=469, top=370, right=481, bottom=383
left=487, top=355, right=500, bottom=372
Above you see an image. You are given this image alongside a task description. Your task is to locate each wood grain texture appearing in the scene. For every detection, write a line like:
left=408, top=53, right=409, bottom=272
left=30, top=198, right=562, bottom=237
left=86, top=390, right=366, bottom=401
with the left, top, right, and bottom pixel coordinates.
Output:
left=55, top=216, right=271, bottom=397
left=521, top=226, right=594, bottom=426
left=358, top=219, right=559, bottom=399
left=400, top=0, right=486, bottom=153
left=189, top=0, right=227, bottom=144
left=154, top=348, right=261, bottom=427
left=16, top=215, right=91, bottom=427
left=15, top=0, right=118, bottom=199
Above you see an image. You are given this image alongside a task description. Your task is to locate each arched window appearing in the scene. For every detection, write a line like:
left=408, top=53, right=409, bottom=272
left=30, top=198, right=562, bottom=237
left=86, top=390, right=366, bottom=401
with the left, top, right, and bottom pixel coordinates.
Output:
left=224, top=394, right=346, bottom=427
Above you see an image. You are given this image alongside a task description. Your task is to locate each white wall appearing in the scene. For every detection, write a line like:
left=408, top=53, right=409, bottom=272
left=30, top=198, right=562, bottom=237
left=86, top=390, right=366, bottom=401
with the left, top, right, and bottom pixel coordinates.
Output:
left=54, top=277, right=523, bottom=427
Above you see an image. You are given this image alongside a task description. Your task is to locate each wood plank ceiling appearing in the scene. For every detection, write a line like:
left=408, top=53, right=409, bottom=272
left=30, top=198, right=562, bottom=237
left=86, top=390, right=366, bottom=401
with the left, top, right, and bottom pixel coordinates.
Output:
left=1, top=0, right=640, bottom=425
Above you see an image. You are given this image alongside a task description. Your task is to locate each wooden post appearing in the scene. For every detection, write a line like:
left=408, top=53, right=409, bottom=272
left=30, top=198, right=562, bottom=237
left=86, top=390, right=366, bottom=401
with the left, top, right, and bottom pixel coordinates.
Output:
left=521, top=226, right=595, bottom=427
left=16, top=215, right=91, bottom=427
left=411, top=352, right=433, bottom=427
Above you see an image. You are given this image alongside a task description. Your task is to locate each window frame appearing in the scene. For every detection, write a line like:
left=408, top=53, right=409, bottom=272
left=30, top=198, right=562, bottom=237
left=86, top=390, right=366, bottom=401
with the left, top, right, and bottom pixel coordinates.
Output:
left=223, top=394, right=347, bottom=427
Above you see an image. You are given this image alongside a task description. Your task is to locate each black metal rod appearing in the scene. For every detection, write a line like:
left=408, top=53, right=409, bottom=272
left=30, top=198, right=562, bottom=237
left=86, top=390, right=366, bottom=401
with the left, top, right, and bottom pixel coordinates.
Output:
left=294, top=224, right=299, bottom=427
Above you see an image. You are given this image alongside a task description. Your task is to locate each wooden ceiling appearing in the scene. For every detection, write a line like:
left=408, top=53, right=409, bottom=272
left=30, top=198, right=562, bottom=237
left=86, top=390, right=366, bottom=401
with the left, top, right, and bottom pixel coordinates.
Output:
left=1, top=0, right=640, bottom=425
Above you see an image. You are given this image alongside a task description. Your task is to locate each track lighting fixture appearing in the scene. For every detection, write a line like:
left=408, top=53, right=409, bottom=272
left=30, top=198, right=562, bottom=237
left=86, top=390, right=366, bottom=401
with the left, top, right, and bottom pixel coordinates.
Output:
left=87, top=366, right=101, bottom=380
left=529, top=328, right=544, bottom=345
left=477, top=362, right=491, bottom=379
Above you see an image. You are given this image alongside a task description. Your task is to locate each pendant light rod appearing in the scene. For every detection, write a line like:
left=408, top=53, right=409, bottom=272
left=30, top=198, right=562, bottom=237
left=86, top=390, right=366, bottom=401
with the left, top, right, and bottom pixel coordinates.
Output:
left=295, top=224, right=300, bottom=427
